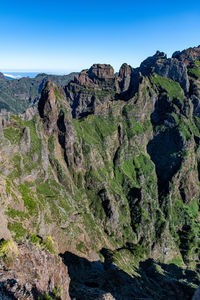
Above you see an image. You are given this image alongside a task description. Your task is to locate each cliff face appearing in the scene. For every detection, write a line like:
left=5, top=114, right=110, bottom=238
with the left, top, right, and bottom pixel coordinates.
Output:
left=0, top=46, right=200, bottom=299
left=65, top=64, right=119, bottom=118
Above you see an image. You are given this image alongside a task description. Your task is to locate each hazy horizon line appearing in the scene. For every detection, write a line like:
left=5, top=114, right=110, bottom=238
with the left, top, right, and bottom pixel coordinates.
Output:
left=1, top=69, right=79, bottom=74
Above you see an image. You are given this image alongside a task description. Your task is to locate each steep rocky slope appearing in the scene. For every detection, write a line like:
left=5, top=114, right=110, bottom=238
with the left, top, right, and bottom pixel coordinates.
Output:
left=0, top=72, right=77, bottom=114
left=0, top=240, right=70, bottom=299
left=0, top=46, right=200, bottom=299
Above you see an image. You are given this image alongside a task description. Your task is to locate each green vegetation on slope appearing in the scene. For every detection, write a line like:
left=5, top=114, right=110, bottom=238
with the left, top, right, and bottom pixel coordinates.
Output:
left=188, top=67, right=200, bottom=79
left=151, top=73, right=184, bottom=101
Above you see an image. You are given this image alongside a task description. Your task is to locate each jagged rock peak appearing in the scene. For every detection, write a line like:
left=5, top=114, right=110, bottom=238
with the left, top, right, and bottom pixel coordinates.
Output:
left=73, top=64, right=115, bottom=86
left=38, top=80, right=67, bottom=134
left=118, top=63, right=132, bottom=92
left=155, top=50, right=167, bottom=57
left=172, top=45, right=200, bottom=65
left=38, top=81, right=57, bottom=119
left=140, top=51, right=167, bottom=75
left=38, top=80, right=79, bottom=167
left=38, top=81, right=66, bottom=116
left=88, top=64, right=115, bottom=79
left=119, top=63, right=132, bottom=78
left=139, top=50, right=189, bottom=93
left=66, top=64, right=119, bottom=118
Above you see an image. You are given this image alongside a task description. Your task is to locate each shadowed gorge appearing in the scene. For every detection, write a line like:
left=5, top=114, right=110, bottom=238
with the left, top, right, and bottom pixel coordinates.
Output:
left=61, top=251, right=199, bottom=300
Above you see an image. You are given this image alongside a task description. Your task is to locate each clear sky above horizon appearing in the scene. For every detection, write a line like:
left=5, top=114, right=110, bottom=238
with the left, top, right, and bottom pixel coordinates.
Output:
left=0, top=0, right=200, bottom=74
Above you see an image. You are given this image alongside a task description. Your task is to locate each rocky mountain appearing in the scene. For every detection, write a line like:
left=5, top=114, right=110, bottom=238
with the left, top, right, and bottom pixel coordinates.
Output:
left=0, top=72, right=77, bottom=114
left=0, top=46, right=200, bottom=299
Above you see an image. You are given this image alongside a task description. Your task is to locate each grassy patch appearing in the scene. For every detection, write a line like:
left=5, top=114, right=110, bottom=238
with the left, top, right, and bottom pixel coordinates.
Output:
left=36, top=180, right=60, bottom=198
left=124, top=120, right=151, bottom=138
left=6, top=206, right=28, bottom=220
left=151, top=73, right=184, bottom=101
left=10, top=155, right=22, bottom=178
left=3, top=127, right=22, bottom=144
left=10, top=116, right=42, bottom=158
left=24, top=119, right=42, bottom=156
left=0, top=239, right=18, bottom=258
left=8, top=222, right=28, bottom=241
left=194, top=60, right=200, bottom=67
left=48, top=135, right=55, bottom=153
left=42, top=236, right=56, bottom=253
left=178, top=118, right=200, bottom=141
left=76, top=241, right=88, bottom=253
left=167, top=256, right=183, bottom=267
left=188, top=67, right=200, bottom=79
left=188, top=198, right=199, bottom=218
left=18, top=184, right=37, bottom=215
left=73, top=115, right=117, bottom=147
left=30, top=234, right=56, bottom=254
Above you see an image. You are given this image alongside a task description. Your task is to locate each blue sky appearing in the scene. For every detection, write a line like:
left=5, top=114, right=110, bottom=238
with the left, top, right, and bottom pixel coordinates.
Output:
left=0, top=0, right=200, bottom=73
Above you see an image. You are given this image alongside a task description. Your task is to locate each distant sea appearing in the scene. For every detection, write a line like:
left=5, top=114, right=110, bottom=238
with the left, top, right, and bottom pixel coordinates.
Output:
left=3, top=72, right=39, bottom=79
left=2, top=71, right=73, bottom=80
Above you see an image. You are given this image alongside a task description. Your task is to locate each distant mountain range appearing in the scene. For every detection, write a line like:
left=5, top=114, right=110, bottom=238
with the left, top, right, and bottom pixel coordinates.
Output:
left=0, top=72, right=78, bottom=113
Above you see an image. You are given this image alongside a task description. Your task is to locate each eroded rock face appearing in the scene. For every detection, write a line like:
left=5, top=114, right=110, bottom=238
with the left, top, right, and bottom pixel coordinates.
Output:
left=191, top=95, right=200, bottom=117
left=172, top=45, right=200, bottom=66
left=20, top=127, right=31, bottom=154
left=73, top=64, right=115, bottom=86
left=20, top=106, right=38, bottom=121
left=88, top=64, right=115, bottom=80
left=118, top=63, right=132, bottom=92
left=65, top=64, right=118, bottom=118
left=98, top=189, right=119, bottom=231
left=38, top=81, right=66, bottom=135
left=155, top=58, right=189, bottom=93
left=140, top=51, right=189, bottom=93
left=140, top=51, right=167, bottom=75
left=0, top=110, right=10, bottom=129
left=64, top=63, right=139, bottom=118
left=0, top=242, right=70, bottom=300
left=38, top=80, right=82, bottom=168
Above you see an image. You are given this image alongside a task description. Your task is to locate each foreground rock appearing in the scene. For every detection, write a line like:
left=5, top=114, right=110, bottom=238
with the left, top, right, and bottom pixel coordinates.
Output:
left=0, top=240, right=70, bottom=300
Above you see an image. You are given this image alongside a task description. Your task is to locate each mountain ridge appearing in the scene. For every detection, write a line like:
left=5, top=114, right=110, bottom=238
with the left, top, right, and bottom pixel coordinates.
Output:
left=0, top=45, right=199, bottom=299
